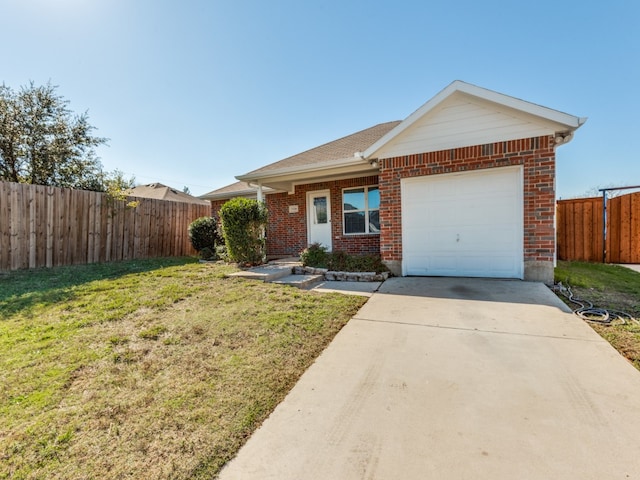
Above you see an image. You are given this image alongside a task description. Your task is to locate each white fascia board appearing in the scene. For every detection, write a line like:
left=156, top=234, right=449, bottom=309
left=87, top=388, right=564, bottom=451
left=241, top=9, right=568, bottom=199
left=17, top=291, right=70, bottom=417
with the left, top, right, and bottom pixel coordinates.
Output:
left=200, top=186, right=276, bottom=201
left=364, top=80, right=586, bottom=159
left=454, top=81, right=586, bottom=128
left=236, top=156, right=368, bottom=183
left=199, top=189, right=257, bottom=200
left=363, top=82, right=459, bottom=159
left=238, top=163, right=379, bottom=194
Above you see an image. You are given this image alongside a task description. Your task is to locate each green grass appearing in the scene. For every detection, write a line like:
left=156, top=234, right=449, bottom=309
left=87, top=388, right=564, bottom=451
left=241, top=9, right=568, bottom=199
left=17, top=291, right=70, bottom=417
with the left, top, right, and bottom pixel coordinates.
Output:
left=555, top=261, right=640, bottom=296
left=0, top=258, right=367, bottom=479
left=554, top=261, right=640, bottom=371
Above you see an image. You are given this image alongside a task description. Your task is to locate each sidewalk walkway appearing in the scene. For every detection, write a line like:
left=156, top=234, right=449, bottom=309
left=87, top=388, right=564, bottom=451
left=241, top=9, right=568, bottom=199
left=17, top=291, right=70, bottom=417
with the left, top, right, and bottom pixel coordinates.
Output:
left=620, top=264, right=640, bottom=273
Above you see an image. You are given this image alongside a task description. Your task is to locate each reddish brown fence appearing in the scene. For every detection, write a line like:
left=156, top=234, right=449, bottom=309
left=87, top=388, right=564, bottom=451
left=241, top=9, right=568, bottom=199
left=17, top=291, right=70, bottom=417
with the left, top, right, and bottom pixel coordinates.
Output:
left=557, top=191, right=640, bottom=263
left=556, top=196, right=604, bottom=262
left=0, top=181, right=210, bottom=271
left=607, top=191, right=640, bottom=263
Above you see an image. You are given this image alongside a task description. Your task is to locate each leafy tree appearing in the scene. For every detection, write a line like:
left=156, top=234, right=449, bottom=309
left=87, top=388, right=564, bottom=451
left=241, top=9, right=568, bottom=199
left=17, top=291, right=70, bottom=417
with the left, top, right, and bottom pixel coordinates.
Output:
left=0, top=81, right=112, bottom=190
left=102, top=169, right=139, bottom=208
left=104, top=169, right=135, bottom=191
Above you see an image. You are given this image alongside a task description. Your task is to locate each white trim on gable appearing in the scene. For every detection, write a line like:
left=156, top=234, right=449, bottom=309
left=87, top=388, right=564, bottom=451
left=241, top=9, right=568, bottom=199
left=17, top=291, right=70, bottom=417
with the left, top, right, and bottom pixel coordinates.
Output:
left=363, top=80, right=587, bottom=160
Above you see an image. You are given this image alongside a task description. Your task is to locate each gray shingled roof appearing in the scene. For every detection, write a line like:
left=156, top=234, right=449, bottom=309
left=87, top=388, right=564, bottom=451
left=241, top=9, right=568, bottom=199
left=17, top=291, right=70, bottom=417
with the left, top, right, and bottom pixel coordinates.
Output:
left=126, top=183, right=210, bottom=205
left=201, top=181, right=253, bottom=197
left=242, top=121, right=401, bottom=176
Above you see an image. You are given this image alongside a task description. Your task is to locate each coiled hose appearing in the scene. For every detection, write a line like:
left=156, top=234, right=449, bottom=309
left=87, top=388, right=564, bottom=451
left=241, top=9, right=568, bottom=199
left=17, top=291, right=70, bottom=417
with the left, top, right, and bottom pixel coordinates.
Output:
left=553, top=283, right=637, bottom=325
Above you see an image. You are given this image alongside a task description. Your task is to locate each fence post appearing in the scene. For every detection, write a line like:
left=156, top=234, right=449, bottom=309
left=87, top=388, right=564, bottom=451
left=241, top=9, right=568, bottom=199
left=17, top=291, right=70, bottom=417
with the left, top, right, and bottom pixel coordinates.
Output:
left=601, top=190, right=607, bottom=263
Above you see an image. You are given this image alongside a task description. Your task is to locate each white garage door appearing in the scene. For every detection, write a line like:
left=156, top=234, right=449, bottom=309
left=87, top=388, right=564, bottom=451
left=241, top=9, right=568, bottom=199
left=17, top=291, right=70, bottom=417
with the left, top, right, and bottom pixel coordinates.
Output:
left=402, top=166, right=523, bottom=278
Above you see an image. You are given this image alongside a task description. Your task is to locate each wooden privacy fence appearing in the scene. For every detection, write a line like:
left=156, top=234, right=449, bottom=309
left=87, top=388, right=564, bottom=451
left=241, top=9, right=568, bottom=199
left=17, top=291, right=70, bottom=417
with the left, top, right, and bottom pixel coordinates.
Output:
left=556, top=196, right=604, bottom=262
left=0, top=181, right=211, bottom=271
left=607, top=191, right=640, bottom=263
left=557, top=191, right=640, bottom=263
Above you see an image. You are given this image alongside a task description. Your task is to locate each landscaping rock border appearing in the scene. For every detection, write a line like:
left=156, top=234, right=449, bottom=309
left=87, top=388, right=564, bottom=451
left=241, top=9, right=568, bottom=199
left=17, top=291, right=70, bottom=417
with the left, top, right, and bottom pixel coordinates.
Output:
left=293, top=266, right=389, bottom=282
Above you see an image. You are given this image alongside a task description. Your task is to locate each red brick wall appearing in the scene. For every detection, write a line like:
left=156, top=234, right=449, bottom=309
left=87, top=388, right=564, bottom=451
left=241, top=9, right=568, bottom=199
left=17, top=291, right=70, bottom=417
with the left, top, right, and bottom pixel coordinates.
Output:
left=265, top=176, right=381, bottom=258
left=209, top=200, right=226, bottom=217
left=379, top=135, right=557, bottom=269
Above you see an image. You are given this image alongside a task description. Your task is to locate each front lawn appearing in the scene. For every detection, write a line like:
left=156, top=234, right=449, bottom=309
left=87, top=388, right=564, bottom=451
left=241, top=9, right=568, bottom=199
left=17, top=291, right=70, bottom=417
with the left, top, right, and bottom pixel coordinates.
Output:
left=0, top=258, right=366, bottom=479
left=554, top=261, right=640, bottom=371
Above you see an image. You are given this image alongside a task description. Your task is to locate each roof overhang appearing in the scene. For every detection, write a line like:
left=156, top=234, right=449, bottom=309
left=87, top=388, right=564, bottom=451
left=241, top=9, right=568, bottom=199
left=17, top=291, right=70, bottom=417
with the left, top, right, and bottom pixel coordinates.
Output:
left=236, top=155, right=378, bottom=193
left=199, top=185, right=277, bottom=201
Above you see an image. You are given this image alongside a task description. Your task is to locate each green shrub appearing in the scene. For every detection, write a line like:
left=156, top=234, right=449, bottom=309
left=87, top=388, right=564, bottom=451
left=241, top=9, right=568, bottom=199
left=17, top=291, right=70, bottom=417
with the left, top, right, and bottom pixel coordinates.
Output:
left=301, top=245, right=388, bottom=273
left=219, top=198, right=268, bottom=265
left=199, top=247, right=216, bottom=261
left=328, top=251, right=388, bottom=273
left=188, top=216, right=221, bottom=255
left=215, top=244, right=229, bottom=262
left=326, top=250, right=349, bottom=271
left=300, top=243, right=329, bottom=268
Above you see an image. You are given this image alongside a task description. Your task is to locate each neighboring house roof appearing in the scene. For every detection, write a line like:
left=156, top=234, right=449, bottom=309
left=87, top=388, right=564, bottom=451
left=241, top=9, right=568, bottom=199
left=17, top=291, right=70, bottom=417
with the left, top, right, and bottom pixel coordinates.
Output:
left=224, top=80, right=586, bottom=193
left=126, top=183, right=210, bottom=205
left=199, top=181, right=275, bottom=201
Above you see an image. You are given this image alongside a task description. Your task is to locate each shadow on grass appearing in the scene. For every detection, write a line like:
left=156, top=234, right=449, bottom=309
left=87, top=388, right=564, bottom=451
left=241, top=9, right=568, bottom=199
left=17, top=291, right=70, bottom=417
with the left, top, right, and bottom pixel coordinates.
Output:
left=0, top=257, right=198, bottom=318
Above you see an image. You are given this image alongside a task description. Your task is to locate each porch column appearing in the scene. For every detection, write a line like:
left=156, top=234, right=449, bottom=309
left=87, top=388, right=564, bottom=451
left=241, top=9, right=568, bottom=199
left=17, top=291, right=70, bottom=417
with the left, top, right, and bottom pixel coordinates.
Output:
left=256, top=182, right=263, bottom=202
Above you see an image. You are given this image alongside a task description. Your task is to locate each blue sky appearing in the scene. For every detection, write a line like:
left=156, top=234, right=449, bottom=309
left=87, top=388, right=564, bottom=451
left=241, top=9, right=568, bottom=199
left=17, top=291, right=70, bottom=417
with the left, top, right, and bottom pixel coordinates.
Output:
left=2, top=0, right=638, bottom=198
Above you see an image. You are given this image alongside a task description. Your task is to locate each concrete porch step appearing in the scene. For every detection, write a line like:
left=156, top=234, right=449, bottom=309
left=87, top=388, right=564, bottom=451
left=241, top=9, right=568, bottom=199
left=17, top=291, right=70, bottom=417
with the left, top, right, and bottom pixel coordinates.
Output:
left=270, top=274, right=324, bottom=289
left=227, top=264, right=294, bottom=282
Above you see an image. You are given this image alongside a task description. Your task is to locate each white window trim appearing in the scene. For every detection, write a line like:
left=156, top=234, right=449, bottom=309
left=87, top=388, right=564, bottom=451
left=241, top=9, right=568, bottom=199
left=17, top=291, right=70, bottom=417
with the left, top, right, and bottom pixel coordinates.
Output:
left=342, top=185, right=380, bottom=235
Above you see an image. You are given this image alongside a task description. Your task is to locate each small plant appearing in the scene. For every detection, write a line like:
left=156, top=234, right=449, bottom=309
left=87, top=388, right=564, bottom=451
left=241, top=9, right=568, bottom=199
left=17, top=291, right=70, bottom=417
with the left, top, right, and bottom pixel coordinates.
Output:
left=215, top=244, right=229, bottom=262
left=300, top=243, right=329, bottom=268
left=188, top=216, right=222, bottom=257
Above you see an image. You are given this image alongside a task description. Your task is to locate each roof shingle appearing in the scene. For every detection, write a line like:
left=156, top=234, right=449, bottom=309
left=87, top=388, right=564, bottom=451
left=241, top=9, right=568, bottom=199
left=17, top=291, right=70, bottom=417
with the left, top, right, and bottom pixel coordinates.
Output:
left=242, top=121, right=401, bottom=176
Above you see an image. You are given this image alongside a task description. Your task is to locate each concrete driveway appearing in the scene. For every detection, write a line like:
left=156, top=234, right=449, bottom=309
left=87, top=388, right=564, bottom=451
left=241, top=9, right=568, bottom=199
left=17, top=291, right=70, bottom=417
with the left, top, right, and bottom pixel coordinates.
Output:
left=218, top=277, right=640, bottom=479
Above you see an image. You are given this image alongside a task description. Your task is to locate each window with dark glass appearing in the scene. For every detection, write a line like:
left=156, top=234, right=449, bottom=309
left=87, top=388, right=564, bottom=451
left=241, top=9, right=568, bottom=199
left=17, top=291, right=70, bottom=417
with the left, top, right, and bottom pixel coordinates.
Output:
left=313, top=196, right=328, bottom=224
left=343, top=186, right=380, bottom=234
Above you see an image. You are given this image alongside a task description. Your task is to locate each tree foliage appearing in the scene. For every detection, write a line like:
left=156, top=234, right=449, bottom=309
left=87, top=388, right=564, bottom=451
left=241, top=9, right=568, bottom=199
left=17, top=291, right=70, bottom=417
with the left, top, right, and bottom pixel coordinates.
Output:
left=219, top=198, right=268, bottom=265
left=0, top=81, right=120, bottom=191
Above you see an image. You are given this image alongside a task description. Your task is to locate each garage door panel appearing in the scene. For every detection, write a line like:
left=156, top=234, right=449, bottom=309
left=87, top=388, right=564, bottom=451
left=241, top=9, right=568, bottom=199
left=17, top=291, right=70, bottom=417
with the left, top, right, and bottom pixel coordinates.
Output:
left=405, top=253, right=520, bottom=277
left=406, top=224, right=518, bottom=251
left=402, top=167, right=523, bottom=279
left=413, top=195, right=517, bottom=224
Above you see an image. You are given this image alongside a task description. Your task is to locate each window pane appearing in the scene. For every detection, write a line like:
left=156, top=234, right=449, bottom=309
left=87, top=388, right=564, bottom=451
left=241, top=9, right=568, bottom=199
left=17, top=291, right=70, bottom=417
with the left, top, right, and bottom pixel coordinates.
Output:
left=343, top=188, right=365, bottom=211
left=344, top=211, right=366, bottom=234
left=314, top=197, right=327, bottom=224
left=368, top=210, right=380, bottom=233
left=368, top=187, right=380, bottom=210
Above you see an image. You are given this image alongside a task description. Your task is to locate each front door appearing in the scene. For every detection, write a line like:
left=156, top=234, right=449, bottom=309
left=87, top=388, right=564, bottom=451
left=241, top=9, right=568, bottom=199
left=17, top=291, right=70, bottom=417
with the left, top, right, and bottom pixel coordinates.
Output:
left=307, top=190, right=332, bottom=251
